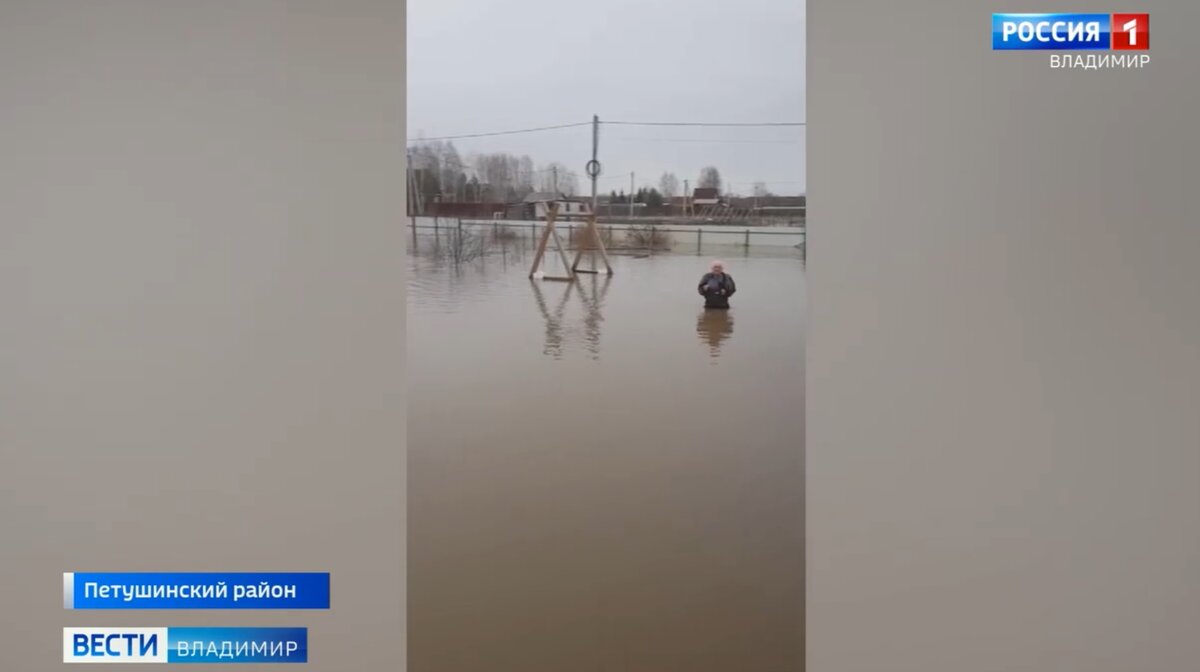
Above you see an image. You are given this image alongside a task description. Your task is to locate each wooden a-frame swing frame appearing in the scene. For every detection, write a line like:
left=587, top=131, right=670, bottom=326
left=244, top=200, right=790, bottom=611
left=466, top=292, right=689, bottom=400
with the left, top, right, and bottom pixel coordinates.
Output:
left=528, top=201, right=613, bottom=282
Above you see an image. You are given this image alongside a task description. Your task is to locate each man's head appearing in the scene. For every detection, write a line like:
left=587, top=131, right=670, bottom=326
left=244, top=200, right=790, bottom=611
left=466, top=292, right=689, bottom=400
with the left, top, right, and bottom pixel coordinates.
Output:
left=711, top=260, right=724, bottom=273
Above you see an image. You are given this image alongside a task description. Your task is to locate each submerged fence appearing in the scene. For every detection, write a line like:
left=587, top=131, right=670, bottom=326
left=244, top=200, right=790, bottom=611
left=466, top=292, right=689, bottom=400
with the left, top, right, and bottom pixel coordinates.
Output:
left=408, top=216, right=805, bottom=254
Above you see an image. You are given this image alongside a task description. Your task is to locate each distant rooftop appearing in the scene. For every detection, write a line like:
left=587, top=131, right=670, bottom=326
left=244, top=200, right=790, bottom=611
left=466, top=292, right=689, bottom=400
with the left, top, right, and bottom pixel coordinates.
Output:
left=522, top=191, right=580, bottom=203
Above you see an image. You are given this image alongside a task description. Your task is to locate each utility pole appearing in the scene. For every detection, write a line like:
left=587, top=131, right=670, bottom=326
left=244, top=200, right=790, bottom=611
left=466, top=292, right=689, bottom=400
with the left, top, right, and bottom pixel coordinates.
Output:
left=684, top=178, right=690, bottom=217
left=407, top=149, right=425, bottom=216
left=629, top=172, right=635, bottom=218
left=405, top=149, right=413, bottom=216
left=553, top=165, right=558, bottom=194
left=590, top=115, right=599, bottom=213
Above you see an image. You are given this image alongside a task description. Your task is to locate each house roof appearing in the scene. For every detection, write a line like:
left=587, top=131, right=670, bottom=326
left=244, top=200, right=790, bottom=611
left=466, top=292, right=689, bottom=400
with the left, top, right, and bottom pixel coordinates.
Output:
left=728, top=195, right=807, bottom=208
left=692, top=187, right=719, bottom=200
left=522, top=191, right=582, bottom=203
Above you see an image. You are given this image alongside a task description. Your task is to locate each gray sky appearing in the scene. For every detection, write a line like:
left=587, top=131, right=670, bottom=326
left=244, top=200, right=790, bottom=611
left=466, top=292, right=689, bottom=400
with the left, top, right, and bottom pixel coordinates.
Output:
left=407, top=0, right=806, bottom=196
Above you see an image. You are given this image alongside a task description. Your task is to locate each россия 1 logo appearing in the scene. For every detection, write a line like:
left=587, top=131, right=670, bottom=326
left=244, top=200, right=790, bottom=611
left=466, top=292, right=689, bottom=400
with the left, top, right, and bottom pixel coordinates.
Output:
left=992, top=13, right=1149, bottom=69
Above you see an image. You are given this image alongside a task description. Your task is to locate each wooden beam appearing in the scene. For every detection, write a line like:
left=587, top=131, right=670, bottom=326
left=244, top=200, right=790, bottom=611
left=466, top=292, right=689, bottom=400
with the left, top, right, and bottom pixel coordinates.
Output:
left=570, top=214, right=614, bottom=276
left=528, top=203, right=558, bottom=278
left=529, top=202, right=578, bottom=282
left=568, top=219, right=590, bottom=271
left=550, top=225, right=573, bottom=275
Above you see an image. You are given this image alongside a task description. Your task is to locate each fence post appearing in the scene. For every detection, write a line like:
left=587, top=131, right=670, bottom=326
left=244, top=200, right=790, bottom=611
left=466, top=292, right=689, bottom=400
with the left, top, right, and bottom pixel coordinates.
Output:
left=744, top=229, right=750, bottom=247
left=697, top=228, right=702, bottom=254
left=649, top=226, right=655, bottom=256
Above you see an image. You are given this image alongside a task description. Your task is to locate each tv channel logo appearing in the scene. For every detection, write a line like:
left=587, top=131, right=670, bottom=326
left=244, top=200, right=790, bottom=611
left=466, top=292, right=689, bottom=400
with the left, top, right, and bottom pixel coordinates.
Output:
left=63, top=628, right=168, bottom=664
left=992, top=13, right=1149, bottom=51
left=64, top=627, right=308, bottom=664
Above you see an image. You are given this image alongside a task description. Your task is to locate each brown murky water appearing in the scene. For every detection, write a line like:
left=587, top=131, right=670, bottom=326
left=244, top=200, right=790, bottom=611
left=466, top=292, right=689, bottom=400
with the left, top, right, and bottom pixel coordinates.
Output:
left=408, top=234, right=805, bottom=671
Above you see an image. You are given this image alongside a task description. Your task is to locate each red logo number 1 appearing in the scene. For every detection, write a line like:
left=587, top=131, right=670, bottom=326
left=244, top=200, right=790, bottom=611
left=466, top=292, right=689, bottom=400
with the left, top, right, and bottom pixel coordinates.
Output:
left=1112, top=13, right=1149, bottom=50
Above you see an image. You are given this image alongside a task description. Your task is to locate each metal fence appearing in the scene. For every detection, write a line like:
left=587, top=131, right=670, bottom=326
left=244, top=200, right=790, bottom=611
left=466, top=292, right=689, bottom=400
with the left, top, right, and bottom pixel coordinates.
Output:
left=408, top=217, right=805, bottom=255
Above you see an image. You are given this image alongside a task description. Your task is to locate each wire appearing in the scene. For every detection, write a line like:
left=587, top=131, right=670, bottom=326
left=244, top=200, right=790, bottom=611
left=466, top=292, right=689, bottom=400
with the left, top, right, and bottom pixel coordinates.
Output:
left=606, top=137, right=802, bottom=145
left=407, top=121, right=591, bottom=143
left=592, top=174, right=800, bottom=184
left=407, top=119, right=805, bottom=143
left=601, top=121, right=805, bottom=127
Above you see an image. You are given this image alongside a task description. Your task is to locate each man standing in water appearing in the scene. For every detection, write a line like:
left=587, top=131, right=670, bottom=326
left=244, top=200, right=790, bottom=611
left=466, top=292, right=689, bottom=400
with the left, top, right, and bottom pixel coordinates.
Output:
left=698, top=260, right=736, bottom=309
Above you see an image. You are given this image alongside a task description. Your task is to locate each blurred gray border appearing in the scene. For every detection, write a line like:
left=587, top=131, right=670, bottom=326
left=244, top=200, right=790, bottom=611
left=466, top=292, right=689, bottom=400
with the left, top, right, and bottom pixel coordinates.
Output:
left=808, top=1, right=1199, bottom=670
left=0, top=2, right=406, bottom=670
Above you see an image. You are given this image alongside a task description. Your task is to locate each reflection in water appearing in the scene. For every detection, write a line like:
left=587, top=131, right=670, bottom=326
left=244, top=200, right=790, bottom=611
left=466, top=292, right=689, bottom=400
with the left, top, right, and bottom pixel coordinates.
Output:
left=696, top=308, right=735, bottom=358
left=574, top=273, right=610, bottom=359
left=529, top=273, right=611, bottom=360
left=529, top=279, right=569, bottom=359
left=409, top=235, right=805, bottom=672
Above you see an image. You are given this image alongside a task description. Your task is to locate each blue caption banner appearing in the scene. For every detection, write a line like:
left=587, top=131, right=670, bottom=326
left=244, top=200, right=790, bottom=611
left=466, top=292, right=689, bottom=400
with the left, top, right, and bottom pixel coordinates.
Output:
left=64, top=572, right=330, bottom=610
left=168, top=628, right=307, bottom=664
left=63, top=627, right=308, bottom=664
left=992, top=13, right=1112, bottom=50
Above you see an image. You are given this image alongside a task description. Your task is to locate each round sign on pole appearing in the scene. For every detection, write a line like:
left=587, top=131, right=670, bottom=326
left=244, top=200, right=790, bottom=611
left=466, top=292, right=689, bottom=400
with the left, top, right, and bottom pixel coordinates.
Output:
left=585, top=160, right=602, bottom=178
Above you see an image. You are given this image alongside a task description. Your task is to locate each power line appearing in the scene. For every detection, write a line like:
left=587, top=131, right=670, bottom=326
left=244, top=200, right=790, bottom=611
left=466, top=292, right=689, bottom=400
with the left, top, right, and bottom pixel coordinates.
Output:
left=728, top=180, right=804, bottom=184
left=595, top=175, right=801, bottom=186
left=407, top=121, right=591, bottom=143
left=606, top=137, right=802, bottom=145
left=407, top=118, right=806, bottom=143
left=602, top=121, right=805, bottom=127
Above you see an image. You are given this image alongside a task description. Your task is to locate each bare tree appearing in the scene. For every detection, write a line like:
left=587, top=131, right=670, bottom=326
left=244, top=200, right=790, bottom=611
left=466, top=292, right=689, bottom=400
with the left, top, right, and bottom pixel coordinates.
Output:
left=537, top=163, right=563, bottom=193
left=429, top=225, right=487, bottom=266
left=407, top=146, right=583, bottom=203
left=698, top=166, right=722, bottom=193
left=438, top=142, right=464, bottom=198
left=560, top=169, right=579, bottom=197
left=537, top=163, right=579, bottom=196
left=475, top=153, right=519, bottom=199
left=409, top=142, right=444, bottom=203
left=752, top=181, right=772, bottom=198
left=659, top=172, right=680, bottom=199
left=517, top=156, right=535, bottom=196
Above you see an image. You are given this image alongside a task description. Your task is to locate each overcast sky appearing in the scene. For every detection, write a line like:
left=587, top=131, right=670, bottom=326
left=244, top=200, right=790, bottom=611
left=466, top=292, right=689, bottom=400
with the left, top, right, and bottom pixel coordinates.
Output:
left=407, top=0, right=805, bottom=196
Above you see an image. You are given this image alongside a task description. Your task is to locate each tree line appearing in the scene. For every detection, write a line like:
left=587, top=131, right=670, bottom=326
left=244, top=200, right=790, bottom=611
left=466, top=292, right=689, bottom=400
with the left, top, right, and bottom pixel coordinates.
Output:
left=609, top=187, right=666, bottom=207
left=656, top=166, right=729, bottom=198
left=408, top=140, right=581, bottom=204
left=409, top=139, right=741, bottom=204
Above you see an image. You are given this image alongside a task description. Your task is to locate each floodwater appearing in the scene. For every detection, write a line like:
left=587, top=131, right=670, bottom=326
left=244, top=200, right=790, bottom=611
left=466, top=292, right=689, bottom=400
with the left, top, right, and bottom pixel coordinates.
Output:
left=408, top=233, right=805, bottom=671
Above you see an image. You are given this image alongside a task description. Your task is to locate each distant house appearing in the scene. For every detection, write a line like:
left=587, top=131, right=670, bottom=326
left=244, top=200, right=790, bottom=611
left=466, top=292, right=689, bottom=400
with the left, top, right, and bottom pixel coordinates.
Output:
left=728, top=195, right=806, bottom=211
left=424, top=201, right=509, bottom=218
left=597, top=202, right=649, bottom=217
left=508, top=192, right=590, bottom=220
left=692, top=187, right=722, bottom=207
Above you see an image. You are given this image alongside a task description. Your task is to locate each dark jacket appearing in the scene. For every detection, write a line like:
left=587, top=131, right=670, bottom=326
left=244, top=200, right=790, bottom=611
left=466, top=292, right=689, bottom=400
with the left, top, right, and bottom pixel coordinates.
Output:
left=698, top=272, right=736, bottom=308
